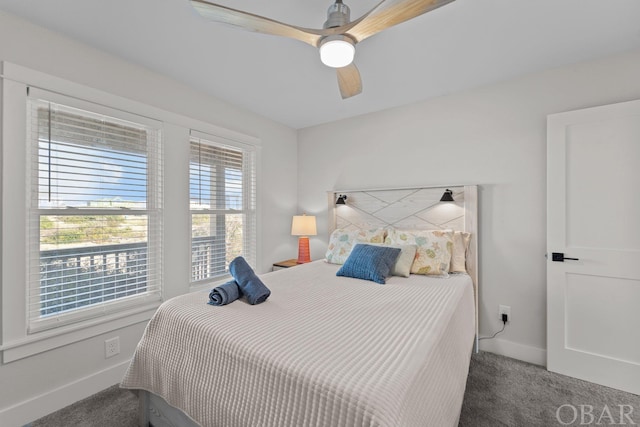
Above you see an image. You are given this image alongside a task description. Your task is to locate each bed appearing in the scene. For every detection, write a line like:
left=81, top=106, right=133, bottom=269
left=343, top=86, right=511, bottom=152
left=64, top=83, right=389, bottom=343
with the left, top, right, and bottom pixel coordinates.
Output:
left=121, top=185, right=479, bottom=427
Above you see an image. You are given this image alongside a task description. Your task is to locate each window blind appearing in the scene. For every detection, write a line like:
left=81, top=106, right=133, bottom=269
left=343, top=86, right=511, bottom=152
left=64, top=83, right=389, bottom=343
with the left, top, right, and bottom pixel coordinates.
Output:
left=27, top=95, right=163, bottom=332
left=189, top=134, right=256, bottom=283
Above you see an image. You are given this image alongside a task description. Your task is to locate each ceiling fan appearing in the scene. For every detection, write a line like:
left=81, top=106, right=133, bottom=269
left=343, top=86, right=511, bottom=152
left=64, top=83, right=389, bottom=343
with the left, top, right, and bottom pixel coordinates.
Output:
left=191, top=0, right=455, bottom=99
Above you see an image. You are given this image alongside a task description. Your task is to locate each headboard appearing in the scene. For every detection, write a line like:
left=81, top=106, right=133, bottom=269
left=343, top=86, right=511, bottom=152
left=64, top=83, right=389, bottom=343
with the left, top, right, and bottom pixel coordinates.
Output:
left=327, top=185, right=479, bottom=350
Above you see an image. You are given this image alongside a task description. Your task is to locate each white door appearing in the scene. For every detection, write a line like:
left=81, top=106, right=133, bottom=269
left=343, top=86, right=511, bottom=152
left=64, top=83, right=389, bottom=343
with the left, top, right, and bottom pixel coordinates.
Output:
left=547, top=99, right=640, bottom=395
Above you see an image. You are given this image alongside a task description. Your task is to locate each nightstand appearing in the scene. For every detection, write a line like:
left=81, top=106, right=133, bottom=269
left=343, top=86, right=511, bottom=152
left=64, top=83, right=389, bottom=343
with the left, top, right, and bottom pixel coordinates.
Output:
left=272, top=259, right=300, bottom=271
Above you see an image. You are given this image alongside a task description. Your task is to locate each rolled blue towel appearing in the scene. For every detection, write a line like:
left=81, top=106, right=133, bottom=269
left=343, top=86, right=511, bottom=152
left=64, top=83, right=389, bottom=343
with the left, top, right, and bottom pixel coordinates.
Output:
left=229, top=256, right=271, bottom=305
left=208, top=280, right=241, bottom=306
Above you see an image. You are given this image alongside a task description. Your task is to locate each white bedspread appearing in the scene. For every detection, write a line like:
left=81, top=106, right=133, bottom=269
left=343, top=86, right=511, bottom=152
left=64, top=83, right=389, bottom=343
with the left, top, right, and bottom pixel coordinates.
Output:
left=121, top=261, right=475, bottom=427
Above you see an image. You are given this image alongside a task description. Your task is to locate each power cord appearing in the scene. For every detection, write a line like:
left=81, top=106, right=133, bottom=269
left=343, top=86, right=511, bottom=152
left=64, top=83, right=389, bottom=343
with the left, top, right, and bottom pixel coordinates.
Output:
left=479, top=313, right=508, bottom=341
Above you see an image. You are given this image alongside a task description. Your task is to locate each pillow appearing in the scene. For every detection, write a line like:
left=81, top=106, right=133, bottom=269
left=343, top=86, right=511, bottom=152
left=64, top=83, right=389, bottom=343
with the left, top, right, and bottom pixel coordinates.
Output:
left=355, top=242, right=417, bottom=277
left=325, top=228, right=386, bottom=265
left=385, top=228, right=454, bottom=276
left=450, top=231, right=471, bottom=273
left=336, top=244, right=401, bottom=284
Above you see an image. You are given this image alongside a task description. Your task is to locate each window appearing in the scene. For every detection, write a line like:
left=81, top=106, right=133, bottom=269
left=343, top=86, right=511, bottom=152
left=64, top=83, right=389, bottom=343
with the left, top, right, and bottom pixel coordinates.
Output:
left=189, top=133, right=256, bottom=283
left=27, top=93, right=162, bottom=332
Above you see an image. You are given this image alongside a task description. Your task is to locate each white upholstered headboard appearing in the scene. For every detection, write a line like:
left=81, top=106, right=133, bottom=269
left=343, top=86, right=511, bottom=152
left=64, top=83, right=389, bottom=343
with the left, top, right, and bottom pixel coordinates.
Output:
left=327, top=185, right=479, bottom=349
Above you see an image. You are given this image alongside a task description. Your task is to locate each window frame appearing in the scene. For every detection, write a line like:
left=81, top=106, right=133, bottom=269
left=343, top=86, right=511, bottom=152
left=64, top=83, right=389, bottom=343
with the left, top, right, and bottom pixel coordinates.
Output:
left=0, top=64, right=167, bottom=363
left=26, top=89, right=164, bottom=333
left=0, top=61, right=261, bottom=363
left=189, top=130, right=257, bottom=286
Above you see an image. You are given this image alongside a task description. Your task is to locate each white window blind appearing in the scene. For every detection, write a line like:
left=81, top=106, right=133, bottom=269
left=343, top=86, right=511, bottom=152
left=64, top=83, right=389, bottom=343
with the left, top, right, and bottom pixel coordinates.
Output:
left=27, top=93, right=163, bottom=332
left=189, top=133, right=256, bottom=283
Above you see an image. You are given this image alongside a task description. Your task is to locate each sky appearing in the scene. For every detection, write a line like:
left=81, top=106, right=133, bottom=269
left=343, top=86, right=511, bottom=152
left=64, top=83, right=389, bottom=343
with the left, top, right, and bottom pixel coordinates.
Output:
left=39, top=139, right=243, bottom=210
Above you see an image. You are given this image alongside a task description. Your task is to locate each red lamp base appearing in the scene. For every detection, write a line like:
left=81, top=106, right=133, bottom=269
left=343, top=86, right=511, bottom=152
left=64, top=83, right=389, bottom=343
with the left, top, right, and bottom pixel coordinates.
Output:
left=297, top=236, right=311, bottom=264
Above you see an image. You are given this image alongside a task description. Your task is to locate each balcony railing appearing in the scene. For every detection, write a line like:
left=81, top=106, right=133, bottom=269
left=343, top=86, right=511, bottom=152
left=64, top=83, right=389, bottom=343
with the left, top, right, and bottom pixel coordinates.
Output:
left=191, top=235, right=226, bottom=282
left=39, top=242, right=149, bottom=316
left=39, top=236, right=225, bottom=316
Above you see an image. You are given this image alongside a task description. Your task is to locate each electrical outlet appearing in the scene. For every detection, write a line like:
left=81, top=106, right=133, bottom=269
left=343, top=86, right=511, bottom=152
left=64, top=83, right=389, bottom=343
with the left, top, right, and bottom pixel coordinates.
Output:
left=499, top=305, right=511, bottom=322
left=105, top=337, right=120, bottom=358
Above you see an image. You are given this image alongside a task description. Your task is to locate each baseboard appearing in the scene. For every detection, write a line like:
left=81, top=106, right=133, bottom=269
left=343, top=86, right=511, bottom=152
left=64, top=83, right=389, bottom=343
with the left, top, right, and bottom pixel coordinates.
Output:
left=0, top=359, right=130, bottom=427
left=479, top=337, right=547, bottom=367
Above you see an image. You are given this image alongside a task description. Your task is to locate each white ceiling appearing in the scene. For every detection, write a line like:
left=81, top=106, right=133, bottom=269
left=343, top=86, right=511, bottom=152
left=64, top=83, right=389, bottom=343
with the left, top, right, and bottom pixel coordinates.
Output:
left=1, top=0, right=639, bottom=129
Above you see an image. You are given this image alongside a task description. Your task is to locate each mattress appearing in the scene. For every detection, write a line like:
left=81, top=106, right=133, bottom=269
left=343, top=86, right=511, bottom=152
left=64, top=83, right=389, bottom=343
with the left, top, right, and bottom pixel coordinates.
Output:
left=121, top=260, right=475, bottom=427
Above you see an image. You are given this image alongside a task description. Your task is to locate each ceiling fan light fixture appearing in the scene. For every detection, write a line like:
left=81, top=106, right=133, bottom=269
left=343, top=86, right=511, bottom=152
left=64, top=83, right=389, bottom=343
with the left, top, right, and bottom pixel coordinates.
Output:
left=192, top=0, right=458, bottom=98
left=319, top=36, right=355, bottom=68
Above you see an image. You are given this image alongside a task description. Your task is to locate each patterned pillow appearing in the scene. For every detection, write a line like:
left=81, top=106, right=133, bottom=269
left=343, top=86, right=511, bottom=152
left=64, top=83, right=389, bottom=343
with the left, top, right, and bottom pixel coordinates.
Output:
left=385, top=229, right=454, bottom=276
left=325, top=228, right=386, bottom=265
left=336, top=244, right=401, bottom=284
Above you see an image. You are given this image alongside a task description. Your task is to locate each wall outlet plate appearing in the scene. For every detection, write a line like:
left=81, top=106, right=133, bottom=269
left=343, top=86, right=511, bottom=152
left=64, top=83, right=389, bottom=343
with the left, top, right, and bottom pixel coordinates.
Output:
left=105, top=336, right=120, bottom=358
left=499, top=305, right=511, bottom=322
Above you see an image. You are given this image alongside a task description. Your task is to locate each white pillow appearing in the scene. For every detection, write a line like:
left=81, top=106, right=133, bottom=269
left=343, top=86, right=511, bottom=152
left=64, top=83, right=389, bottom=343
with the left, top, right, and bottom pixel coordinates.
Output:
left=357, top=242, right=417, bottom=277
left=450, top=231, right=471, bottom=273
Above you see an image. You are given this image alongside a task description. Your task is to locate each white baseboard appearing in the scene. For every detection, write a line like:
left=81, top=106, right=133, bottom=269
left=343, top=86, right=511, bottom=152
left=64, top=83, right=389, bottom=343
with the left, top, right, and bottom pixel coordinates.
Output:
left=479, top=337, right=547, bottom=367
left=0, top=359, right=130, bottom=427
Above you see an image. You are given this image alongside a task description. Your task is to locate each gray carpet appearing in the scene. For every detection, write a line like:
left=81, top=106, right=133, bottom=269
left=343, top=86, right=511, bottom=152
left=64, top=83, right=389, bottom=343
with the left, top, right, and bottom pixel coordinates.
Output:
left=30, top=385, right=138, bottom=427
left=30, top=351, right=639, bottom=426
left=460, top=352, right=639, bottom=426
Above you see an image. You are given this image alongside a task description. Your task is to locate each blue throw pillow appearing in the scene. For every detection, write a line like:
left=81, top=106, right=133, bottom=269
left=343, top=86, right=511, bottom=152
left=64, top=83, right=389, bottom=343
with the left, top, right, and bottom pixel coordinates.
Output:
left=336, top=244, right=401, bottom=284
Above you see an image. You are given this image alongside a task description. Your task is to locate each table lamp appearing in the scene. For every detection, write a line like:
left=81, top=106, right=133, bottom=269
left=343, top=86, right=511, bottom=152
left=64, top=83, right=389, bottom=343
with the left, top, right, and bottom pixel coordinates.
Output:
left=291, top=214, right=317, bottom=264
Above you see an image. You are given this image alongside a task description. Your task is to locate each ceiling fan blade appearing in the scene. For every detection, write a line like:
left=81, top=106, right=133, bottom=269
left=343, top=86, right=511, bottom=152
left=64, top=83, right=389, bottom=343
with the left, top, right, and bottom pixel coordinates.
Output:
left=345, top=0, right=456, bottom=43
left=337, top=63, right=362, bottom=99
left=191, top=0, right=327, bottom=47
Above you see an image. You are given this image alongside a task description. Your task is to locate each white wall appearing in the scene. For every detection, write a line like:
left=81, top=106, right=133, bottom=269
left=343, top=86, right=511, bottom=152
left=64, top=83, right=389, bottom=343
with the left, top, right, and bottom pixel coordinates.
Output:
left=0, top=11, right=297, bottom=426
left=297, top=49, right=640, bottom=365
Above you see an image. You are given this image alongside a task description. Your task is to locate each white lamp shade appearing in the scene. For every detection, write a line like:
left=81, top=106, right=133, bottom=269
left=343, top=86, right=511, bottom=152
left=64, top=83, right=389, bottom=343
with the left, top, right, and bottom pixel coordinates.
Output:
left=291, top=215, right=317, bottom=236
left=319, top=39, right=355, bottom=68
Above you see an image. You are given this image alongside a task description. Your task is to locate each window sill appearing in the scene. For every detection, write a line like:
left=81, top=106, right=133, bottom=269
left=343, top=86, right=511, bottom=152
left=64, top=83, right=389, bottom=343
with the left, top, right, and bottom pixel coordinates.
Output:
left=0, top=302, right=160, bottom=363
